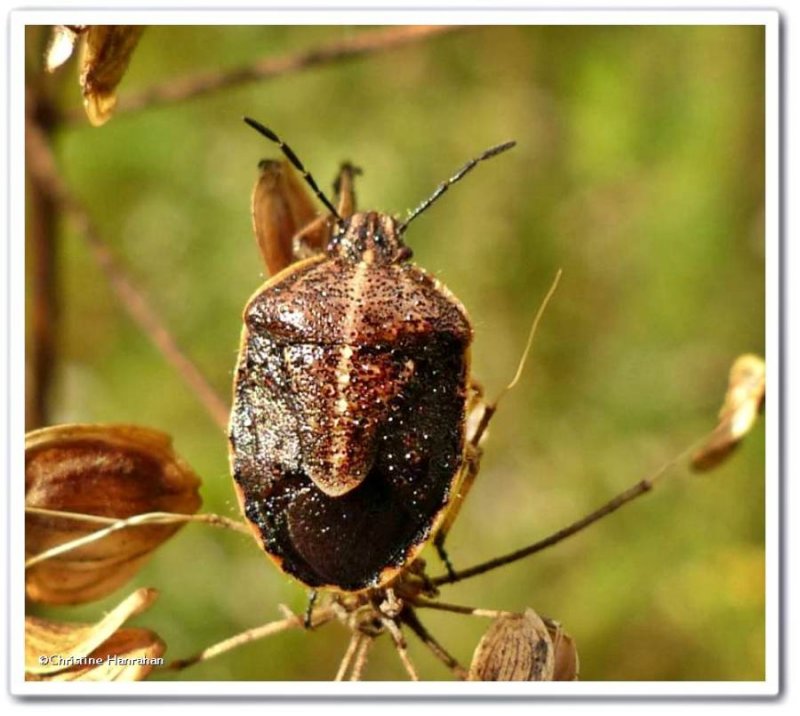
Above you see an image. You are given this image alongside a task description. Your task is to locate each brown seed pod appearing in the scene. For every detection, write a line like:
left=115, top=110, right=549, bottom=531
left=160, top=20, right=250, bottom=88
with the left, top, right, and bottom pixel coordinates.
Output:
left=25, top=424, right=201, bottom=605
left=691, top=353, right=766, bottom=472
left=25, top=587, right=164, bottom=681
left=79, top=25, right=145, bottom=125
left=543, top=618, right=580, bottom=681
left=468, top=609, right=555, bottom=681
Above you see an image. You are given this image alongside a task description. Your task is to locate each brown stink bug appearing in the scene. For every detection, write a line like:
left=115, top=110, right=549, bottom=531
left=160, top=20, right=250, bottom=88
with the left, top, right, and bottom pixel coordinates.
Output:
left=229, top=118, right=515, bottom=593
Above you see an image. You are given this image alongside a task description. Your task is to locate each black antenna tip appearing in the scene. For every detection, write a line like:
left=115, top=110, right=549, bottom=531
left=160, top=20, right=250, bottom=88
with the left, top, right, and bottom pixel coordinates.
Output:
left=243, top=117, right=279, bottom=143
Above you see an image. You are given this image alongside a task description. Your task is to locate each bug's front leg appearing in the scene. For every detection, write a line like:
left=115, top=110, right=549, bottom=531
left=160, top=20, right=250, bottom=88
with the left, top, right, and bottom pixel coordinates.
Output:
left=250, top=159, right=319, bottom=276
left=291, top=162, right=362, bottom=260
left=332, top=162, right=361, bottom=219
left=251, top=159, right=362, bottom=275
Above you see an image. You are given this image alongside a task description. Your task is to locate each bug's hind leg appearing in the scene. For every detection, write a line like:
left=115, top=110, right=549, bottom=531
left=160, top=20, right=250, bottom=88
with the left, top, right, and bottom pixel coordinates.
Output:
left=432, top=271, right=562, bottom=576
left=433, top=382, right=496, bottom=577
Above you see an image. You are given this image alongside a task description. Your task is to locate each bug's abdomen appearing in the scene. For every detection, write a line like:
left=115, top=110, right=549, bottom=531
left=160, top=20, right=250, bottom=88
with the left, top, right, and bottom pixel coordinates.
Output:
left=229, top=330, right=468, bottom=591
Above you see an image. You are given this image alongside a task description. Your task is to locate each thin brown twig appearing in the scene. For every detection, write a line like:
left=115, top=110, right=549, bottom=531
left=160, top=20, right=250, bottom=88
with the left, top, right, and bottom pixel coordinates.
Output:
left=123, top=25, right=459, bottom=116
left=432, top=437, right=707, bottom=587
left=408, top=598, right=513, bottom=619
left=25, top=114, right=230, bottom=431
left=27, top=167, right=58, bottom=429
left=66, top=25, right=463, bottom=122
left=402, top=608, right=468, bottom=680
left=165, top=607, right=336, bottom=671
left=26, top=66, right=65, bottom=430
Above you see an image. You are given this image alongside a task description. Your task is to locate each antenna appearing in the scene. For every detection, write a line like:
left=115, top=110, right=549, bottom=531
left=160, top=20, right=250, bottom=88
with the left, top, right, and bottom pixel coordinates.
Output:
left=243, top=117, right=343, bottom=225
left=398, top=141, right=517, bottom=234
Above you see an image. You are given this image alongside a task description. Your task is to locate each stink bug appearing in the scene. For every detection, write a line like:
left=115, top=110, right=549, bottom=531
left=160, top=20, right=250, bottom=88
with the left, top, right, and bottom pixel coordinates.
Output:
left=229, top=118, right=515, bottom=592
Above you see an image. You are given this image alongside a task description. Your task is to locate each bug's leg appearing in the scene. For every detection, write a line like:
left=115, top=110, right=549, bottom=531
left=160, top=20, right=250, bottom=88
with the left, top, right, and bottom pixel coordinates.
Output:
left=433, top=382, right=496, bottom=576
left=433, top=271, right=563, bottom=575
left=291, top=215, right=332, bottom=261
left=333, top=162, right=361, bottom=219
left=250, top=159, right=319, bottom=276
left=377, top=590, right=419, bottom=681
left=433, top=444, right=483, bottom=578
left=303, top=589, right=319, bottom=630
left=291, top=162, right=361, bottom=260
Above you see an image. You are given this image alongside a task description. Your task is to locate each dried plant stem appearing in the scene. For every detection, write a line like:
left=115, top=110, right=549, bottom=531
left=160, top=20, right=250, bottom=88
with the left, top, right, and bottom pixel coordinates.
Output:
left=165, top=607, right=336, bottom=671
left=24, top=509, right=251, bottom=568
left=349, top=635, right=373, bottom=681
left=409, top=598, right=513, bottom=619
left=402, top=609, right=468, bottom=680
left=25, top=505, right=248, bottom=532
left=25, top=117, right=230, bottom=431
left=500, top=269, right=563, bottom=397
left=382, top=618, right=419, bottom=681
left=88, top=26, right=461, bottom=120
left=432, top=437, right=706, bottom=587
left=334, top=632, right=363, bottom=681
left=27, top=174, right=58, bottom=430
left=27, top=38, right=68, bottom=430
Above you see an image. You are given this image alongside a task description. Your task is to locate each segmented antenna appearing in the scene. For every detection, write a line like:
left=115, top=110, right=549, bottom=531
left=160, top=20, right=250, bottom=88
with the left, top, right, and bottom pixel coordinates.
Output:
left=243, top=117, right=343, bottom=224
left=398, top=140, right=517, bottom=234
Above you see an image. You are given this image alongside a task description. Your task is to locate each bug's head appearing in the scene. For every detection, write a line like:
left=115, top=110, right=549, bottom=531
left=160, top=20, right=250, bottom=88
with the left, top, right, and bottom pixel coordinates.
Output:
left=243, top=118, right=515, bottom=267
left=327, top=211, right=412, bottom=265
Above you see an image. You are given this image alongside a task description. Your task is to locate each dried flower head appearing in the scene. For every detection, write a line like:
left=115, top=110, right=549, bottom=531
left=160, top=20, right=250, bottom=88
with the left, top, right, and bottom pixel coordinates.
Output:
left=45, top=25, right=144, bottom=125
left=543, top=618, right=580, bottom=681
left=692, top=353, right=766, bottom=472
left=26, top=424, right=201, bottom=605
left=25, top=588, right=164, bottom=681
left=469, top=608, right=555, bottom=681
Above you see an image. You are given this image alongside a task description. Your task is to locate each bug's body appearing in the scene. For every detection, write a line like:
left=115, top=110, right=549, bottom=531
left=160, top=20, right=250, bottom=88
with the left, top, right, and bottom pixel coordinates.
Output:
left=230, top=212, right=473, bottom=591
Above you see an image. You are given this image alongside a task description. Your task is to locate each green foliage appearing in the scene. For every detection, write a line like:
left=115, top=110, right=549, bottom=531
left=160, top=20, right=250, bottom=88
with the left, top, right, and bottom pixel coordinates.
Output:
left=27, top=25, right=765, bottom=680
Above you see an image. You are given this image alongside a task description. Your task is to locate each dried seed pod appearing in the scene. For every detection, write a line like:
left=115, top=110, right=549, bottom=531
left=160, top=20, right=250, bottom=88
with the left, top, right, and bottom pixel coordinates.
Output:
left=692, top=354, right=766, bottom=472
left=251, top=159, right=325, bottom=275
left=468, top=609, right=555, bottom=681
left=79, top=25, right=144, bottom=126
left=25, top=424, right=201, bottom=605
left=25, top=588, right=164, bottom=681
left=543, top=618, right=580, bottom=681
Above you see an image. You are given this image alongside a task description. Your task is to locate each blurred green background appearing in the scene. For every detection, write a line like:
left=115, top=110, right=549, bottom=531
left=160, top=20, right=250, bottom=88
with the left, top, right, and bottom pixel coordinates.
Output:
left=25, top=25, right=766, bottom=681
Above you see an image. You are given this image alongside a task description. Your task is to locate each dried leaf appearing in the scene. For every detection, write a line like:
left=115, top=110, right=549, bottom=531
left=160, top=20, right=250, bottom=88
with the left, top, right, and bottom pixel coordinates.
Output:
left=469, top=608, right=555, bottom=681
left=543, top=618, right=580, bottom=681
left=692, top=354, right=766, bottom=472
left=79, top=25, right=144, bottom=126
left=251, top=159, right=326, bottom=275
left=26, top=627, right=165, bottom=681
left=44, top=25, right=86, bottom=73
left=25, top=587, right=161, bottom=680
left=26, top=424, right=201, bottom=605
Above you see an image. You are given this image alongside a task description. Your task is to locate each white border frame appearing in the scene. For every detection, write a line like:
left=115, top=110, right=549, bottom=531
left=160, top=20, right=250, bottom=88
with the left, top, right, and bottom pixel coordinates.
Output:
left=7, top=8, right=780, bottom=698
